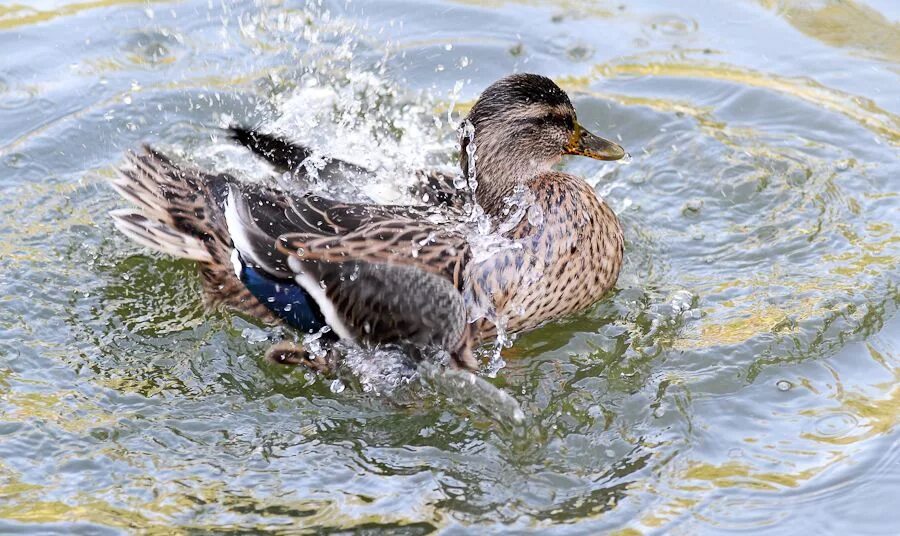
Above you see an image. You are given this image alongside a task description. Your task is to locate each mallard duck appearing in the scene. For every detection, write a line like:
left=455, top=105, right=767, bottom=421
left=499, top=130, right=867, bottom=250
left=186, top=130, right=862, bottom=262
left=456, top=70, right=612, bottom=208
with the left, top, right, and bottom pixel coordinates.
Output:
left=109, top=73, right=626, bottom=371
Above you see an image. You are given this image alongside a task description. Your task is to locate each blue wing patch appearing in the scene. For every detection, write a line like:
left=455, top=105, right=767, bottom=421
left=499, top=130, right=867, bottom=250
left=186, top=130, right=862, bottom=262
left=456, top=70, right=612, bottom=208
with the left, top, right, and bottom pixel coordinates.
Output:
left=239, top=263, right=327, bottom=334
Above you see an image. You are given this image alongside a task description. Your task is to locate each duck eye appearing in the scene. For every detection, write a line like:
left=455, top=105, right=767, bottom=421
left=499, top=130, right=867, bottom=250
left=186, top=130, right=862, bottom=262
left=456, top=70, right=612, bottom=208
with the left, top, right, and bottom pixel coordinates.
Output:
left=535, top=113, right=573, bottom=129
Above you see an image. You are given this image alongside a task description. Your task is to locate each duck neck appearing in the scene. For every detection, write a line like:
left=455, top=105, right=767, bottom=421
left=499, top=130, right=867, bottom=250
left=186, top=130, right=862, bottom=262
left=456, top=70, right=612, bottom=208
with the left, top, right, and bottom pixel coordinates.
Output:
left=460, top=131, right=552, bottom=216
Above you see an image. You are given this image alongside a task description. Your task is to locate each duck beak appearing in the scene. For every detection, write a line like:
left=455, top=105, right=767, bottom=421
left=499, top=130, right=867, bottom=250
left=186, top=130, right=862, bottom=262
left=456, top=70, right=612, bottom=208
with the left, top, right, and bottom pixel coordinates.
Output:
left=565, top=122, right=626, bottom=161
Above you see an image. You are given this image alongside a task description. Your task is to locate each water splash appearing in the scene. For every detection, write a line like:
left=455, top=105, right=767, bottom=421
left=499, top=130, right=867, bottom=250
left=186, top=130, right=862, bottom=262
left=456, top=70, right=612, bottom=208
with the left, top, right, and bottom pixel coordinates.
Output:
left=302, top=326, right=333, bottom=361
left=456, top=119, right=477, bottom=195
left=484, top=318, right=514, bottom=378
left=447, top=79, right=465, bottom=125
left=418, top=360, right=525, bottom=425
left=337, top=343, right=419, bottom=396
left=329, top=378, right=346, bottom=394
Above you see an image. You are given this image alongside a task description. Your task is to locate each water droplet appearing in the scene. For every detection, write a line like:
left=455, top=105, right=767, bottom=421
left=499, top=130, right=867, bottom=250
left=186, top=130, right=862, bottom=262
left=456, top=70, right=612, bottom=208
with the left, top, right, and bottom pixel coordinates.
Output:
left=683, top=199, right=703, bottom=214
left=240, top=327, right=268, bottom=344
left=566, top=43, right=594, bottom=61
left=645, top=15, right=698, bottom=37
left=527, top=204, right=544, bottom=226
left=330, top=379, right=345, bottom=394
left=776, top=380, right=793, bottom=391
left=670, top=290, right=693, bottom=312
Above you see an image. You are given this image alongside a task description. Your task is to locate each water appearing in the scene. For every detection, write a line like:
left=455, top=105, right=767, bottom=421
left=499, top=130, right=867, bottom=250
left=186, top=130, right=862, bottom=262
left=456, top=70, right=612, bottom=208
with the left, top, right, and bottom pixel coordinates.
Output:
left=1, top=0, right=898, bottom=533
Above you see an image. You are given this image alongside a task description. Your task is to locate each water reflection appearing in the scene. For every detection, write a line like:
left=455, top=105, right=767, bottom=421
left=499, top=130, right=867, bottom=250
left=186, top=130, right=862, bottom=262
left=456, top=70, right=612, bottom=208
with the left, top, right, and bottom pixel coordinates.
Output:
left=0, top=0, right=897, bottom=533
left=760, top=0, right=900, bottom=63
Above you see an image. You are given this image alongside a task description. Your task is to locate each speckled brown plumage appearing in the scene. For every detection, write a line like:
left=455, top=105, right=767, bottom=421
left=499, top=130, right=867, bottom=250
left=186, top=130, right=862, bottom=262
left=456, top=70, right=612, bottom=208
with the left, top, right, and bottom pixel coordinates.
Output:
left=464, top=172, right=624, bottom=340
left=110, top=73, right=627, bottom=372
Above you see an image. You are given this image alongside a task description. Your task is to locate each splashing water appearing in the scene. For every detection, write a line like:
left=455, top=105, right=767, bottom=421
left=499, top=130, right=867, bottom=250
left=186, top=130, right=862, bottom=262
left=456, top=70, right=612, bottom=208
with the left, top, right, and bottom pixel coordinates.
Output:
left=3, top=0, right=899, bottom=532
left=417, top=360, right=525, bottom=425
left=484, top=317, right=514, bottom=378
left=302, top=326, right=333, bottom=361
left=456, top=119, right=477, bottom=195
left=447, top=79, right=465, bottom=125
left=336, top=343, right=419, bottom=396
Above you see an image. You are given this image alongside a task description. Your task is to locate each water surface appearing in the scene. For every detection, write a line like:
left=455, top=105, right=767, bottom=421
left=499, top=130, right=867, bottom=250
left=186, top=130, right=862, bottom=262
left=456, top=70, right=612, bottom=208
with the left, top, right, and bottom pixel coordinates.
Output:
left=0, top=0, right=898, bottom=533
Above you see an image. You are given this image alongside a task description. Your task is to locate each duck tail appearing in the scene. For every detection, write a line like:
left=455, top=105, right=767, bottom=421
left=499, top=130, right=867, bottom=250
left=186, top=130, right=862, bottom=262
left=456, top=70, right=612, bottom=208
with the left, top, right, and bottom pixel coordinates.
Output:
left=108, top=146, right=280, bottom=322
left=109, top=208, right=214, bottom=262
left=108, top=145, right=230, bottom=264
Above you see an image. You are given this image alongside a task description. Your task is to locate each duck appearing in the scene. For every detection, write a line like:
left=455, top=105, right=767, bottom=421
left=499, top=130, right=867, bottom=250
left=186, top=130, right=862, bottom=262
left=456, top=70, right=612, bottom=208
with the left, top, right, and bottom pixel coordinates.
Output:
left=109, top=73, right=627, bottom=371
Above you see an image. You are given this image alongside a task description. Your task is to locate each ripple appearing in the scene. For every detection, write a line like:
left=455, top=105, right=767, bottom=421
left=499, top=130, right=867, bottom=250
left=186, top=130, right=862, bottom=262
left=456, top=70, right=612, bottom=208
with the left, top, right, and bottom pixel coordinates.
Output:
left=2, top=152, right=27, bottom=169
left=644, top=15, right=699, bottom=37
left=123, top=29, right=185, bottom=67
left=566, top=43, right=595, bottom=62
left=698, top=497, right=791, bottom=531
left=547, top=35, right=596, bottom=63
left=0, top=155, right=51, bottom=188
left=813, top=412, right=860, bottom=439
left=0, top=77, right=36, bottom=110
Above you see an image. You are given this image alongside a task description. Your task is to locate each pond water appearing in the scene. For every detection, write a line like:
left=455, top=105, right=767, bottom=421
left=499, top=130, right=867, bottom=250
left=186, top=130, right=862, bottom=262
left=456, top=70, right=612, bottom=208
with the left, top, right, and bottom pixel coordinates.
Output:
left=1, top=0, right=898, bottom=533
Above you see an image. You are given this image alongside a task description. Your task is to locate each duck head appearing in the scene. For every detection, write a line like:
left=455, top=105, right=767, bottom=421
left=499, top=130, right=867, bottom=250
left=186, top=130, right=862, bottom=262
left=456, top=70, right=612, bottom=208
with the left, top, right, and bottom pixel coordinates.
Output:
left=460, top=73, right=625, bottom=212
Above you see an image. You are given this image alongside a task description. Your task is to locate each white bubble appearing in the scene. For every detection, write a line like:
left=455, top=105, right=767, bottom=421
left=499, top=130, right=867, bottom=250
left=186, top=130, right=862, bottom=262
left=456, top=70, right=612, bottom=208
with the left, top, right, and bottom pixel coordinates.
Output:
left=330, top=379, right=346, bottom=394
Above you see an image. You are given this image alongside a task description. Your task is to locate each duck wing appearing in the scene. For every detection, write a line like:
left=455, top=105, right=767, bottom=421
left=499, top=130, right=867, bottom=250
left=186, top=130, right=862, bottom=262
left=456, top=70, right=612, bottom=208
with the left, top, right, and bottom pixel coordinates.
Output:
left=221, top=181, right=442, bottom=277
left=277, top=220, right=469, bottom=287
left=230, top=126, right=470, bottom=211
left=112, top=145, right=476, bottom=366
left=228, top=126, right=373, bottom=182
left=222, top=183, right=476, bottom=367
left=275, top=220, right=476, bottom=368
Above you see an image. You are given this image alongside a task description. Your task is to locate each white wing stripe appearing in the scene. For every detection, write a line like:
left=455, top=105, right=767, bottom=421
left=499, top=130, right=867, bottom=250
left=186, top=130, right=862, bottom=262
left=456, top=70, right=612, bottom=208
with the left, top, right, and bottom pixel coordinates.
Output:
left=287, top=256, right=354, bottom=341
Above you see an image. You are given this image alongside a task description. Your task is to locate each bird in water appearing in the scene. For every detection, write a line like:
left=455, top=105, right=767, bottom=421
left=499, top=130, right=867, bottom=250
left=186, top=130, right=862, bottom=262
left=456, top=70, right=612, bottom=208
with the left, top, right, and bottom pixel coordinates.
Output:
left=109, top=73, right=627, bottom=372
